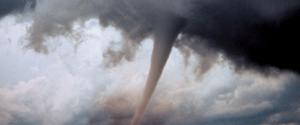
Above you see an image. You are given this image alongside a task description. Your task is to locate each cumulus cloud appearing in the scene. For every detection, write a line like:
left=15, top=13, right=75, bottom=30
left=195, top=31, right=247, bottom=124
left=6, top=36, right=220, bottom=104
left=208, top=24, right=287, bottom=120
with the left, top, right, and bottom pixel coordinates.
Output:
left=0, top=16, right=300, bottom=125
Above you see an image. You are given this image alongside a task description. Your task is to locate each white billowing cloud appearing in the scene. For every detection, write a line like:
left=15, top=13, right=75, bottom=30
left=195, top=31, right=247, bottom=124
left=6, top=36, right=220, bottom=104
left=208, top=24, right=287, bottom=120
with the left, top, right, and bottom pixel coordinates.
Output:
left=0, top=15, right=299, bottom=125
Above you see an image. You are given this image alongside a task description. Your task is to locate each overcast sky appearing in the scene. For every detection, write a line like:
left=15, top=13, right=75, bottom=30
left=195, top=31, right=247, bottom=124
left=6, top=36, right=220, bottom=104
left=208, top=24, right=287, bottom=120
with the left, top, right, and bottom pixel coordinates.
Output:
left=0, top=5, right=300, bottom=125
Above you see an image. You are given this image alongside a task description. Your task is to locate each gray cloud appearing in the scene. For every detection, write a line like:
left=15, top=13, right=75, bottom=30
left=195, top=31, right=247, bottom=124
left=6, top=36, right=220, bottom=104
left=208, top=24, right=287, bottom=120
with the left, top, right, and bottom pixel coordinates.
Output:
left=25, top=0, right=300, bottom=73
left=0, top=0, right=35, bottom=18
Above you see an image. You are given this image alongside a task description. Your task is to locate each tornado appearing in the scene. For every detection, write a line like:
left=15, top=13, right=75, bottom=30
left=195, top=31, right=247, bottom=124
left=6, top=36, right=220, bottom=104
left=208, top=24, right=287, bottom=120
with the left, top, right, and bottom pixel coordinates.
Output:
left=3, top=0, right=299, bottom=124
left=130, top=15, right=185, bottom=125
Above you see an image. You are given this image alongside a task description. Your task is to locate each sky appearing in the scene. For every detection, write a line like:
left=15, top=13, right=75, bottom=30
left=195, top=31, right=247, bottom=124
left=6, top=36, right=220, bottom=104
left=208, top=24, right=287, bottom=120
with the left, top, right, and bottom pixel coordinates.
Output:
left=0, top=1, right=300, bottom=125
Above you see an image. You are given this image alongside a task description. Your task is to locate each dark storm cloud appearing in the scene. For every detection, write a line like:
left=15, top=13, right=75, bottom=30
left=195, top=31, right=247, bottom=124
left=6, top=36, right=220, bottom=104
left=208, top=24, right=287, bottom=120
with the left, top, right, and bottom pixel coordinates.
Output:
left=180, top=0, right=300, bottom=73
left=0, top=0, right=35, bottom=18
left=28, top=0, right=300, bottom=73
